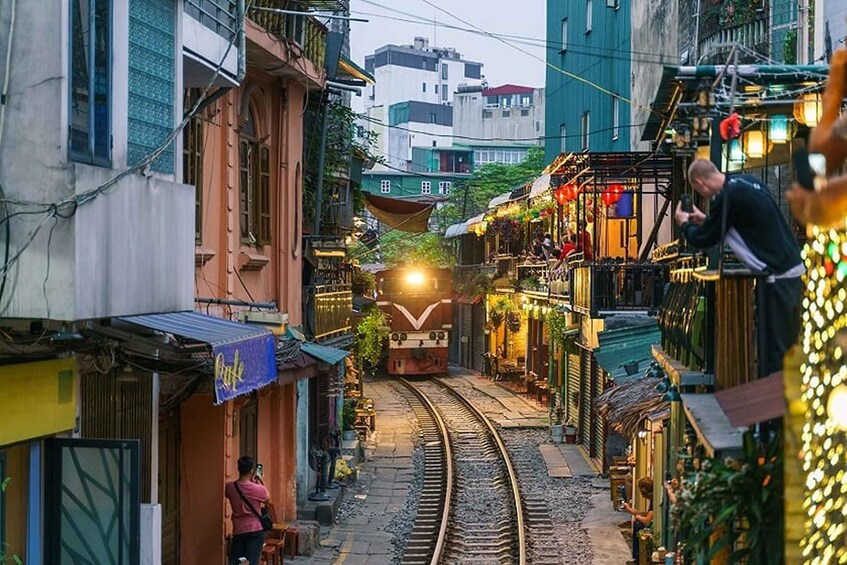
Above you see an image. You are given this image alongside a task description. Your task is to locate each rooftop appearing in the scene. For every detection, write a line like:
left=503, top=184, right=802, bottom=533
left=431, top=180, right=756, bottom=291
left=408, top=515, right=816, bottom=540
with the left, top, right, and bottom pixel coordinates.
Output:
left=482, top=84, right=536, bottom=96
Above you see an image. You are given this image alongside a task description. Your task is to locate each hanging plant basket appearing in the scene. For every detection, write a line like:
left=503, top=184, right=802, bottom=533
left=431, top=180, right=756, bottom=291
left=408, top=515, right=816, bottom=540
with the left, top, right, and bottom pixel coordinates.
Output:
left=506, top=311, right=522, bottom=333
left=490, top=311, right=505, bottom=328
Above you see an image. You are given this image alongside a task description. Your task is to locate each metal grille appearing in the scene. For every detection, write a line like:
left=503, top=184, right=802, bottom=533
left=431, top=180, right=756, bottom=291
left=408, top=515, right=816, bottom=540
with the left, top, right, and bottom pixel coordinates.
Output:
left=80, top=370, right=153, bottom=503
left=128, top=0, right=175, bottom=173
left=591, top=357, right=605, bottom=462
left=566, top=352, right=580, bottom=425
left=460, top=304, right=472, bottom=367
left=184, top=0, right=237, bottom=41
left=579, top=350, right=591, bottom=448
left=471, top=303, right=486, bottom=372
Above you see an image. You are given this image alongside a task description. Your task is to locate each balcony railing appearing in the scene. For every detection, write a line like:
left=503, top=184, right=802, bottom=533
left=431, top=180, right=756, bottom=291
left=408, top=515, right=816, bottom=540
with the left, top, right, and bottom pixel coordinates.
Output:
left=657, top=254, right=768, bottom=390
left=570, top=261, right=666, bottom=315
left=309, top=284, right=352, bottom=340
left=185, top=0, right=237, bottom=41
left=249, top=0, right=327, bottom=69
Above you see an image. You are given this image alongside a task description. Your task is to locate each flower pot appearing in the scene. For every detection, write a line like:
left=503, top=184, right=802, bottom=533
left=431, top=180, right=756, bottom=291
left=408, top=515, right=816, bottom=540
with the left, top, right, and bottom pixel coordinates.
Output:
left=564, top=426, right=578, bottom=444
left=551, top=424, right=564, bottom=444
left=342, top=429, right=358, bottom=442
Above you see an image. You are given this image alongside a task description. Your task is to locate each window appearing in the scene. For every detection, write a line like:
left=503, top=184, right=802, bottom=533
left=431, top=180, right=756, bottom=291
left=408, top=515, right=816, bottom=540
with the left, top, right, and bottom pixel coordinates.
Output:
left=441, top=63, right=448, bottom=80
left=430, top=112, right=437, bottom=123
left=612, top=96, right=620, bottom=141
left=421, top=181, right=432, bottom=195
left=380, top=180, right=391, bottom=193
left=560, top=123, right=567, bottom=153
left=422, top=82, right=427, bottom=93
left=561, top=18, right=568, bottom=51
left=442, top=87, right=448, bottom=101
left=239, top=109, right=271, bottom=245
left=580, top=112, right=590, bottom=151
left=183, top=97, right=205, bottom=242
left=69, top=0, right=112, bottom=166
left=483, top=109, right=493, bottom=119
left=586, top=0, right=593, bottom=33
left=439, top=181, right=452, bottom=195
left=606, top=0, right=619, bottom=8
left=435, top=84, right=439, bottom=94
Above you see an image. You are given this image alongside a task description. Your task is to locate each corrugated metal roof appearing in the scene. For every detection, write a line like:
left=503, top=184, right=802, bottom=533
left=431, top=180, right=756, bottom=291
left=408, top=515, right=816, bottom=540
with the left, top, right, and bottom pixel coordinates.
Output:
left=594, top=318, right=661, bottom=381
left=301, top=342, right=350, bottom=365
left=444, top=222, right=468, bottom=238
left=680, top=393, right=745, bottom=458
left=482, top=84, right=535, bottom=96
left=119, top=311, right=271, bottom=346
left=715, top=371, right=785, bottom=428
left=488, top=192, right=512, bottom=209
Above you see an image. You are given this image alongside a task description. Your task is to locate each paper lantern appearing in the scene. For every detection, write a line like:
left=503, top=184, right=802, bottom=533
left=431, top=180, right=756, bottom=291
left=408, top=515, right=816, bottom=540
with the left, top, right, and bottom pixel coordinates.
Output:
left=794, top=93, right=822, bottom=127
left=769, top=115, right=791, bottom=144
left=743, top=129, right=770, bottom=159
left=719, top=112, right=742, bottom=140
left=728, top=139, right=746, bottom=164
left=609, top=183, right=624, bottom=204
left=555, top=187, right=568, bottom=205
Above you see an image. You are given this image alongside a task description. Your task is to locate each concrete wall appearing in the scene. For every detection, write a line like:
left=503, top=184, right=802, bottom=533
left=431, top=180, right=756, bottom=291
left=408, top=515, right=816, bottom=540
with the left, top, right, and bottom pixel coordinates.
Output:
left=388, top=123, right=452, bottom=169
left=0, top=0, right=193, bottom=321
left=630, top=0, right=679, bottom=151
left=296, top=378, right=313, bottom=502
left=816, top=0, right=847, bottom=62
left=455, top=89, right=545, bottom=144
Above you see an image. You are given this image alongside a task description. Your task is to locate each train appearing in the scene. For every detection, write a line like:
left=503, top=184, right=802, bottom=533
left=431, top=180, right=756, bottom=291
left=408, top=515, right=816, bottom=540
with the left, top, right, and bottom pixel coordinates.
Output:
left=375, top=266, right=452, bottom=376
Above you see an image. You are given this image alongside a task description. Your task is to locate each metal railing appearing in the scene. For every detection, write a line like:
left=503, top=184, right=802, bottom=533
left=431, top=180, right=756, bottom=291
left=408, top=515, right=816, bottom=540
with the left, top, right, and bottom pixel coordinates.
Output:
left=309, top=284, right=352, bottom=339
left=248, top=0, right=327, bottom=68
left=185, top=0, right=237, bottom=41
left=570, top=261, right=666, bottom=315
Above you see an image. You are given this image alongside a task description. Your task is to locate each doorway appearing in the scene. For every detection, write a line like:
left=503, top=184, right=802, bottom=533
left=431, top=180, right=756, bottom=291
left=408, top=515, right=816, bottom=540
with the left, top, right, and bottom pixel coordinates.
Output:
left=158, top=411, right=180, bottom=565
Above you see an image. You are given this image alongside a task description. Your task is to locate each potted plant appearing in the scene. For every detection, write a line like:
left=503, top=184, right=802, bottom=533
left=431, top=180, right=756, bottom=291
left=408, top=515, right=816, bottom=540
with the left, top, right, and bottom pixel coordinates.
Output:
left=351, top=269, right=376, bottom=297
left=564, top=421, right=578, bottom=444
left=342, top=399, right=358, bottom=441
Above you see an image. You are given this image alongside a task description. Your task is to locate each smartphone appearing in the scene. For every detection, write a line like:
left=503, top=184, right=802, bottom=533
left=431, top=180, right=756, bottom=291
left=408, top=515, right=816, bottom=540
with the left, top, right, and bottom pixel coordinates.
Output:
left=255, top=463, right=264, bottom=479
left=793, top=148, right=826, bottom=191
left=681, top=194, right=693, bottom=213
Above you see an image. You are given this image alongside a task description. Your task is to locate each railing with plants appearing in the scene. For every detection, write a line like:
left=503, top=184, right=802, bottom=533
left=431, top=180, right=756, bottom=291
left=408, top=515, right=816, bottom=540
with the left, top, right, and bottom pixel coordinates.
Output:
left=570, top=260, right=666, bottom=316
left=248, top=0, right=327, bottom=69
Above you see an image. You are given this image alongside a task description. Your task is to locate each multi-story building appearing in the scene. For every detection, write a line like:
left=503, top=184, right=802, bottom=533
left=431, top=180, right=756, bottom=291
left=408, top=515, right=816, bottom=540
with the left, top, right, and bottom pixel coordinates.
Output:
left=0, top=1, right=342, bottom=563
left=362, top=37, right=483, bottom=169
left=454, top=84, right=545, bottom=166
left=545, top=0, right=632, bottom=161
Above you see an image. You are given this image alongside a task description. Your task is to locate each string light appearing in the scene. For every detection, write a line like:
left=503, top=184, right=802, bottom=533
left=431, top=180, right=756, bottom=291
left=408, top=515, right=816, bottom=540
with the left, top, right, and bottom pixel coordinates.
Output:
left=799, top=224, right=847, bottom=563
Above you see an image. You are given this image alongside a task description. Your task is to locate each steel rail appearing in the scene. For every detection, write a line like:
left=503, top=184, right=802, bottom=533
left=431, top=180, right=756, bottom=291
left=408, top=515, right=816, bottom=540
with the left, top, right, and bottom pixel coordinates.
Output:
left=433, top=379, right=527, bottom=565
left=396, top=379, right=453, bottom=565
left=402, top=378, right=527, bottom=565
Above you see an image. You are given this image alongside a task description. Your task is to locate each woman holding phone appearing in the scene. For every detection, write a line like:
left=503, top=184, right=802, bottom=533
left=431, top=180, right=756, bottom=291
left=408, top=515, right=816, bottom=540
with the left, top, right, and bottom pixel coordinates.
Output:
left=225, top=456, right=271, bottom=565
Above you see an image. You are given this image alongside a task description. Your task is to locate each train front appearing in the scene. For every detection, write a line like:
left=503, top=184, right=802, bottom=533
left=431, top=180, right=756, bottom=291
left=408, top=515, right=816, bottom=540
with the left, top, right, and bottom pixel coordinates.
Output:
left=376, top=266, right=452, bottom=376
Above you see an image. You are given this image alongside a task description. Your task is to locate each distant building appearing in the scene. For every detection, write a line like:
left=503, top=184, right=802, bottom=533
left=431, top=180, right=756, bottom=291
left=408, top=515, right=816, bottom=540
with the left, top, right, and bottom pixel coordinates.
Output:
left=362, top=37, right=483, bottom=170
left=454, top=84, right=545, bottom=166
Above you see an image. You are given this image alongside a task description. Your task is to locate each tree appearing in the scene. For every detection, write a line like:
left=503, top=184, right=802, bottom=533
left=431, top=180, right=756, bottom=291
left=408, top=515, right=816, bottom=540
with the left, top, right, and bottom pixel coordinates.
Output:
left=435, top=146, right=546, bottom=230
left=350, top=230, right=453, bottom=269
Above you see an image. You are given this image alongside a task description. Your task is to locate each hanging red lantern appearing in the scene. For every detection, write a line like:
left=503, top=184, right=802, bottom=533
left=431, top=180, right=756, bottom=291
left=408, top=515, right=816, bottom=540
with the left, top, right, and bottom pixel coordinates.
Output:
left=609, top=183, right=624, bottom=204
left=601, top=191, right=614, bottom=207
left=555, top=186, right=568, bottom=205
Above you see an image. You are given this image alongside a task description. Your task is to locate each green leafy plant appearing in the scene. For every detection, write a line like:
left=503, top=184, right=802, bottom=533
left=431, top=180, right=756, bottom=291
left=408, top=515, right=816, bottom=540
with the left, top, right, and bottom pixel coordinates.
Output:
left=506, top=311, right=522, bottom=333
left=1, top=477, right=22, bottom=565
left=351, top=269, right=376, bottom=296
left=355, top=308, right=390, bottom=368
left=672, top=431, right=783, bottom=564
left=546, top=309, right=570, bottom=344
left=342, top=399, right=357, bottom=431
left=455, top=270, right=493, bottom=296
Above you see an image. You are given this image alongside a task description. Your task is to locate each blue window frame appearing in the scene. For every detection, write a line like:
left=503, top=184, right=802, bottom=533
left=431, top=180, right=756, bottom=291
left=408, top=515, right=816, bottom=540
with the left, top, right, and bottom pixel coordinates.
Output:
left=69, top=0, right=112, bottom=166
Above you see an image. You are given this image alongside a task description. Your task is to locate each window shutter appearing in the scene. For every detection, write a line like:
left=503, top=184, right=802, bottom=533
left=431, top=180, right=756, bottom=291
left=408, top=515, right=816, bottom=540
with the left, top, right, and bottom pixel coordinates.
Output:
left=239, top=138, right=251, bottom=241
left=258, top=145, right=271, bottom=244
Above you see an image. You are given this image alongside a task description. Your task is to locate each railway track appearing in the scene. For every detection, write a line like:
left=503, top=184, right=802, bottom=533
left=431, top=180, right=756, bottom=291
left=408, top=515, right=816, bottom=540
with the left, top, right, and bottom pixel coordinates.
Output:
left=394, top=378, right=526, bottom=565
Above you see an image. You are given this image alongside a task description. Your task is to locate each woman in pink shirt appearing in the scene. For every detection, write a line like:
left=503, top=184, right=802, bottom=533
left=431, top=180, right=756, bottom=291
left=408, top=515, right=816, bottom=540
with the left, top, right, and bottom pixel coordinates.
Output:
left=225, top=456, right=270, bottom=565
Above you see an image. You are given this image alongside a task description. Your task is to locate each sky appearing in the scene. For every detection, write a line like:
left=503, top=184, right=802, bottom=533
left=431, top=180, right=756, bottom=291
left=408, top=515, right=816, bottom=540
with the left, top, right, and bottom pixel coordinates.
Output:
left=348, top=0, right=547, bottom=92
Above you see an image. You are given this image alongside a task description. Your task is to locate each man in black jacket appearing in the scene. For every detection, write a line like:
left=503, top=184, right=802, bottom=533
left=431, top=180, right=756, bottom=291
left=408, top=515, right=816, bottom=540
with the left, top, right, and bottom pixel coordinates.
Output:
left=674, top=159, right=804, bottom=376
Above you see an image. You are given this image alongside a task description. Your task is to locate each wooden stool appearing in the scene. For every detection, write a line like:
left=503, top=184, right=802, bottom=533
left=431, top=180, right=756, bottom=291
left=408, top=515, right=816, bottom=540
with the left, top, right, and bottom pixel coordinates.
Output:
left=283, top=526, right=300, bottom=558
left=261, top=540, right=283, bottom=565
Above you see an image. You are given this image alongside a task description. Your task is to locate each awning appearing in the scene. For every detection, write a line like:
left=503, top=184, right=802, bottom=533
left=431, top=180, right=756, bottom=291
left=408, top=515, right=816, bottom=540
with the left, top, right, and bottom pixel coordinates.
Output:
left=529, top=174, right=551, bottom=199
left=364, top=193, right=433, bottom=233
left=715, top=372, right=785, bottom=428
left=119, top=312, right=276, bottom=404
left=680, top=393, right=745, bottom=458
left=453, top=293, right=482, bottom=305
left=444, top=222, right=469, bottom=238
left=594, top=376, right=669, bottom=439
left=594, top=317, right=661, bottom=381
left=488, top=192, right=512, bottom=209
left=338, top=55, right=375, bottom=84
left=466, top=211, right=486, bottom=226
left=301, top=342, right=350, bottom=365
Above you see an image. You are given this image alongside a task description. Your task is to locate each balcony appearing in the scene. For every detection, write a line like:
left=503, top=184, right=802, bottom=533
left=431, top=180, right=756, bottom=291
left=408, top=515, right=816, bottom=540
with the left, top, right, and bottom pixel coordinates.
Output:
left=249, top=0, right=327, bottom=68
left=183, top=0, right=240, bottom=86
left=657, top=252, right=768, bottom=390
left=698, top=6, right=768, bottom=64
left=307, top=284, right=353, bottom=341
left=570, top=260, right=666, bottom=316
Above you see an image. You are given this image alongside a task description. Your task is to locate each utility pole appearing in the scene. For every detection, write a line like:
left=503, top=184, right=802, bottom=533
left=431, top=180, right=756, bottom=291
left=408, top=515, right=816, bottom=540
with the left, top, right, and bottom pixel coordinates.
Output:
left=798, top=0, right=810, bottom=65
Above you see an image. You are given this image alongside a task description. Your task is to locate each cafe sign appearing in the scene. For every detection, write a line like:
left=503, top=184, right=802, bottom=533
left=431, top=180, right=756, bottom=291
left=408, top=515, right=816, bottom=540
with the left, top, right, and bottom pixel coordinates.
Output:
left=213, top=333, right=276, bottom=404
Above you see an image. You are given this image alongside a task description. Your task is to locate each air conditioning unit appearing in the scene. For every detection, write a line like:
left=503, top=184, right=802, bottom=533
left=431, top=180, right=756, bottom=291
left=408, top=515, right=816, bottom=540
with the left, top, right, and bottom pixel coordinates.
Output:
left=237, top=311, right=289, bottom=335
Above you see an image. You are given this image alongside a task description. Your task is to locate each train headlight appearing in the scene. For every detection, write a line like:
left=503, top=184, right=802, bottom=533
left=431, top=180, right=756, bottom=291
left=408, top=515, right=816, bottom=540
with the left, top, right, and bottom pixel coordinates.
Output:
left=429, top=332, right=437, bottom=340
left=437, top=331, right=446, bottom=340
left=405, top=270, right=424, bottom=286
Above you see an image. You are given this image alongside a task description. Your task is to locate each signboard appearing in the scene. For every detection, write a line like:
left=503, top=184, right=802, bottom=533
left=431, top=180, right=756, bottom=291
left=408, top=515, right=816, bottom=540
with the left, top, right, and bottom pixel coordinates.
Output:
left=213, top=334, right=276, bottom=404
